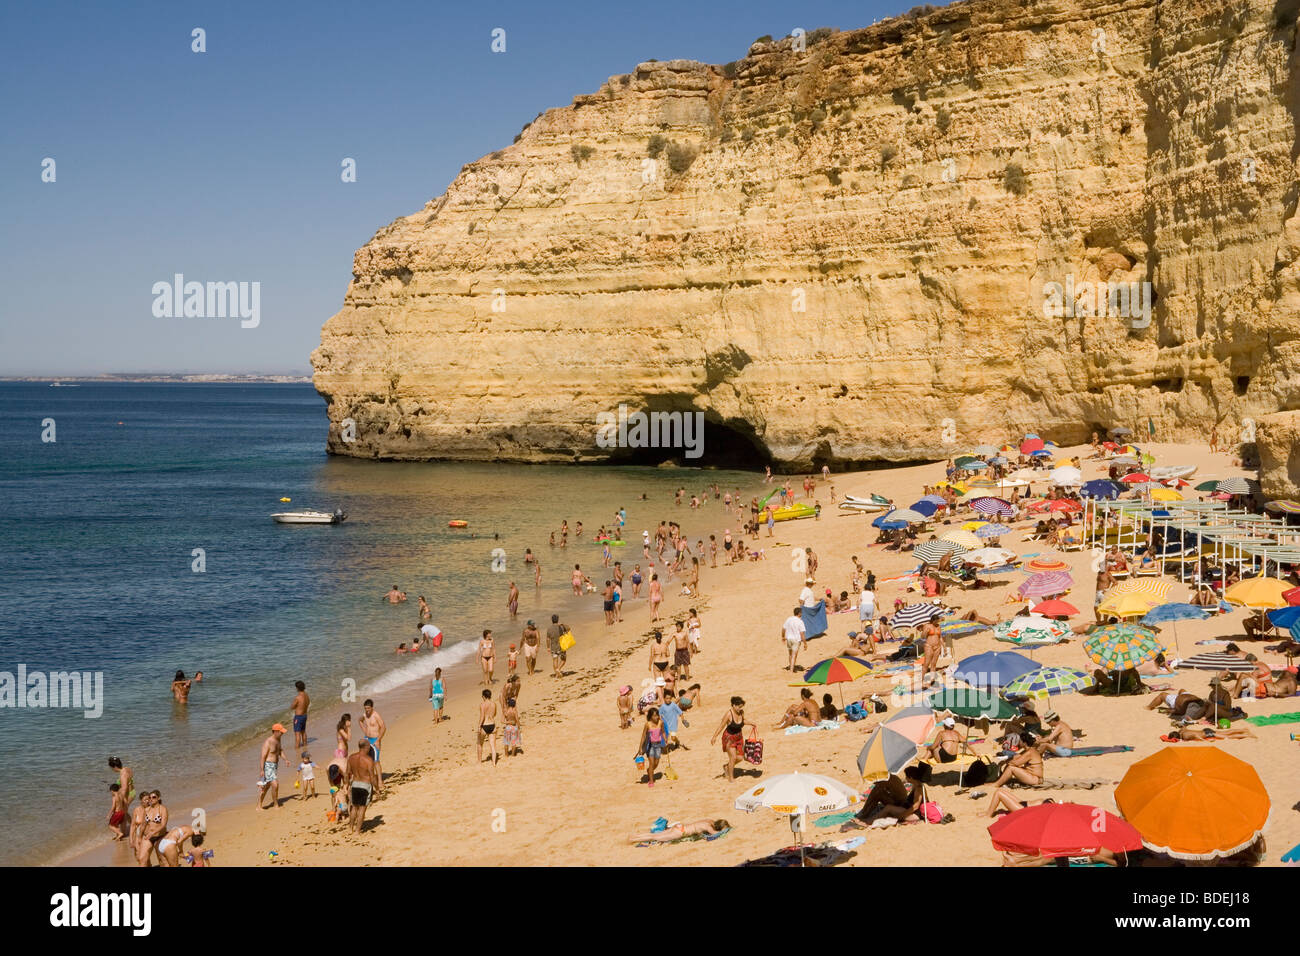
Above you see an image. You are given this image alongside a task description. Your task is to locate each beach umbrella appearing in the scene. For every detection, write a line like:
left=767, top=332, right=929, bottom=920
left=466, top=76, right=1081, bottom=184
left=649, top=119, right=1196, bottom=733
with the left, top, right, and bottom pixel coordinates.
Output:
left=1193, top=479, right=1220, bottom=492
left=794, top=656, right=874, bottom=706
left=1149, top=488, right=1184, bottom=502
left=1030, top=599, right=1078, bottom=617
left=962, top=547, right=1017, bottom=568
left=989, top=803, right=1143, bottom=859
left=1024, top=433, right=1040, bottom=440
left=1029, top=449, right=1053, bottom=458
left=1141, top=603, right=1210, bottom=625
left=1215, top=477, right=1252, bottom=496
left=1176, top=652, right=1254, bottom=672
left=1049, top=466, right=1082, bottom=486
left=1020, top=438, right=1045, bottom=454
left=1224, top=576, right=1291, bottom=610
left=1002, top=666, right=1096, bottom=699
left=1080, top=479, right=1122, bottom=499
left=1115, top=749, right=1269, bottom=860
left=988, top=456, right=1008, bottom=465
left=1118, top=473, right=1151, bottom=484
left=1024, top=557, right=1069, bottom=573
left=857, top=706, right=935, bottom=781
left=937, top=529, right=982, bottom=549
left=913, top=539, right=966, bottom=567
left=993, top=616, right=1071, bottom=647
left=891, top=601, right=944, bottom=630
left=927, top=687, right=1021, bottom=721
left=954, top=651, right=1039, bottom=687
left=1161, top=478, right=1192, bottom=489
left=907, top=500, right=940, bottom=518
left=1083, top=624, right=1162, bottom=671
left=1110, top=456, right=1140, bottom=466
left=969, top=496, right=1015, bottom=517
left=1044, top=499, right=1081, bottom=513
left=973, top=522, right=1014, bottom=539
left=888, top=508, right=928, bottom=525
left=1108, top=578, right=1175, bottom=601
left=961, top=519, right=989, bottom=531
left=872, top=510, right=909, bottom=530
left=1285, top=586, right=1300, bottom=606
left=1265, top=499, right=1300, bottom=514
left=733, top=771, right=861, bottom=865
left=919, top=494, right=948, bottom=506
left=1266, top=605, right=1300, bottom=630
left=1017, top=570, right=1073, bottom=599
left=1096, top=591, right=1161, bottom=619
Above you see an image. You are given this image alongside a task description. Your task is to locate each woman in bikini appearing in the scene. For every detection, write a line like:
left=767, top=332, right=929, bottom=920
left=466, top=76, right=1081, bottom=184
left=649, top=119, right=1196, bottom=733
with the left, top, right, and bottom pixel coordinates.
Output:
left=856, top=764, right=930, bottom=823
left=417, top=596, right=432, bottom=622
left=628, top=819, right=730, bottom=843
left=571, top=564, right=583, bottom=596
left=157, top=824, right=203, bottom=867
left=710, top=696, right=755, bottom=781
left=478, top=630, right=496, bottom=685
left=649, top=573, right=663, bottom=621
left=638, top=707, right=668, bottom=787
left=477, top=689, right=498, bottom=765
left=335, top=714, right=351, bottom=761
left=648, top=630, right=671, bottom=677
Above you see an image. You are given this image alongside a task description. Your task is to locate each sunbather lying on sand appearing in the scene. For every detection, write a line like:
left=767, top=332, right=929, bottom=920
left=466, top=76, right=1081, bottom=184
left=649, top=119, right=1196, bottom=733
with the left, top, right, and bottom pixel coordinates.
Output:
left=629, top=819, right=729, bottom=843
left=1161, top=725, right=1255, bottom=742
left=1000, top=848, right=1118, bottom=867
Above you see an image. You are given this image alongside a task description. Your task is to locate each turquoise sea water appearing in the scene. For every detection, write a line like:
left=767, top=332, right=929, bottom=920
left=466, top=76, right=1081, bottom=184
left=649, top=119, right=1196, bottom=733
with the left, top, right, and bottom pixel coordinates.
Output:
left=0, top=382, right=761, bottom=865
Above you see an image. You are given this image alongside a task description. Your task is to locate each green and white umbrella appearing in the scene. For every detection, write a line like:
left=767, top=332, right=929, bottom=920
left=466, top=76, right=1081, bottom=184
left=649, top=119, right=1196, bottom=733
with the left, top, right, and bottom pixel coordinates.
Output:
left=1002, top=666, right=1096, bottom=700
left=993, top=616, right=1071, bottom=646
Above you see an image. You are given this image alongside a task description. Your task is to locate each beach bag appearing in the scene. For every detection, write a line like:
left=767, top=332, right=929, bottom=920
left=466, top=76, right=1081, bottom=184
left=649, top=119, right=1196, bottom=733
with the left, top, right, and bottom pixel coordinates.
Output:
left=962, top=757, right=991, bottom=787
left=919, top=800, right=944, bottom=824
left=558, top=629, right=576, bottom=652
left=870, top=695, right=888, bottom=714
left=743, top=736, right=764, bottom=765
left=843, top=701, right=867, bottom=722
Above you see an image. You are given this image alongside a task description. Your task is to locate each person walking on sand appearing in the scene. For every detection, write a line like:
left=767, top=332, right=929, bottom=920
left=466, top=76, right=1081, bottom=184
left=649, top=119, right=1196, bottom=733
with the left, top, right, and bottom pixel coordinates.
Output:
left=291, top=680, right=310, bottom=750
left=631, top=564, right=643, bottom=598
left=335, top=713, right=351, bottom=762
left=649, top=629, right=672, bottom=678
left=546, top=614, right=567, bottom=677
left=506, top=580, right=519, bottom=619
left=502, top=697, right=522, bottom=757
left=710, top=697, right=755, bottom=781
left=603, top=579, right=616, bottom=625
left=782, top=605, right=807, bottom=672
left=136, top=791, right=168, bottom=866
left=672, top=619, right=693, bottom=679
left=638, top=707, right=668, bottom=787
left=521, top=619, right=541, bottom=675
left=921, top=614, right=943, bottom=687
left=256, top=724, right=290, bottom=810
left=360, top=700, right=386, bottom=793
left=430, top=668, right=446, bottom=723
left=344, top=739, right=378, bottom=833
left=478, top=689, right=499, bottom=765
left=649, top=573, right=663, bottom=621
left=107, top=782, right=128, bottom=840
left=478, top=629, right=496, bottom=684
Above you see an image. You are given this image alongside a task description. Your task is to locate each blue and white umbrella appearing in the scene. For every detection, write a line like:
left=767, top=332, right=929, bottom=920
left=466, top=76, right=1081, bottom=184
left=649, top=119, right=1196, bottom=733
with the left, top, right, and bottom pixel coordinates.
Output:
left=891, top=602, right=945, bottom=630
left=1080, top=479, right=1121, bottom=499
left=908, top=500, right=940, bottom=517
left=954, top=651, right=1039, bottom=688
left=973, top=523, right=1013, bottom=539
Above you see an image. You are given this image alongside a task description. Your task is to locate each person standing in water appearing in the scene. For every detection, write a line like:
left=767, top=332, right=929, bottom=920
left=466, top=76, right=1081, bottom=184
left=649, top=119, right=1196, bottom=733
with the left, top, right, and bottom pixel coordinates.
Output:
left=506, top=580, right=519, bottom=619
left=171, top=671, right=193, bottom=703
left=290, top=680, right=309, bottom=750
left=384, top=585, right=407, bottom=604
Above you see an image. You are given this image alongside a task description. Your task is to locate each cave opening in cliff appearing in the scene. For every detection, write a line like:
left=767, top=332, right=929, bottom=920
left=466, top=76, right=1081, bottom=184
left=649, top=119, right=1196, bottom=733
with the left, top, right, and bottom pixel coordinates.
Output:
left=599, top=413, right=772, bottom=471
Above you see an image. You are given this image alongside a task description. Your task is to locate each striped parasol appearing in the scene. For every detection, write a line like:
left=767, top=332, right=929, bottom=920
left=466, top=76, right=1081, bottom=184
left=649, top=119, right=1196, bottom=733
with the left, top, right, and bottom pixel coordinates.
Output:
left=938, top=529, right=982, bottom=549
left=1215, top=477, right=1252, bottom=495
left=993, top=616, right=1071, bottom=646
left=887, top=508, right=929, bottom=525
left=1018, top=570, right=1073, bottom=599
left=974, top=523, right=1014, bottom=539
left=937, top=616, right=991, bottom=639
left=1024, top=557, right=1069, bottom=573
left=969, top=496, right=1015, bottom=517
left=857, top=706, right=934, bottom=781
left=1083, top=624, right=1163, bottom=671
left=962, top=547, right=1018, bottom=568
left=890, top=602, right=944, bottom=629
left=1177, top=652, right=1254, bottom=672
left=1108, top=578, right=1175, bottom=600
left=795, top=656, right=874, bottom=686
left=1002, top=666, right=1096, bottom=699
left=914, top=539, right=967, bottom=566
left=1265, top=499, right=1300, bottom=514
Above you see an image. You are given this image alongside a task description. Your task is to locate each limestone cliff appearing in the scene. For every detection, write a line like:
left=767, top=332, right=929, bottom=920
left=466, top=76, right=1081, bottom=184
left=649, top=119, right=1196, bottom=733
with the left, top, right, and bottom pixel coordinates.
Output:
left=312, top=0, right=1300, bottom=470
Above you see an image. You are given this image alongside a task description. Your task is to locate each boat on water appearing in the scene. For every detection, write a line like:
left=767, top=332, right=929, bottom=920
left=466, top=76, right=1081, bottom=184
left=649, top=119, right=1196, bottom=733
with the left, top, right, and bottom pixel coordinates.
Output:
left=49, top=381, right=79, bottom=387
left=271, top=508, right=346, bottom=525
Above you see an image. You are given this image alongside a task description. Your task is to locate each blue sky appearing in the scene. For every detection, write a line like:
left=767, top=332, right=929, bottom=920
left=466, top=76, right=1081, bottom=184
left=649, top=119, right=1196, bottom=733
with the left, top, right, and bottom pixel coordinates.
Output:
left=0, top=0, right=912, bottom=375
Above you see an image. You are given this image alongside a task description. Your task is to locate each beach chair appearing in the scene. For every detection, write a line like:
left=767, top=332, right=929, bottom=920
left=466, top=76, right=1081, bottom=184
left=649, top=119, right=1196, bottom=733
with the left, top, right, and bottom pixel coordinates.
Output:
left=1133, top=565, right=1160, bottom=577
left=1060, top=539, right=1085, bottom=552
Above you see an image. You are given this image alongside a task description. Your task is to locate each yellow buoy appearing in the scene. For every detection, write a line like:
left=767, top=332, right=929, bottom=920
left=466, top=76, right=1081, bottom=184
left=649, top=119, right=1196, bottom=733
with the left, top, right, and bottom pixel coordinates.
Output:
left=280, top=497, right=291, bottom=503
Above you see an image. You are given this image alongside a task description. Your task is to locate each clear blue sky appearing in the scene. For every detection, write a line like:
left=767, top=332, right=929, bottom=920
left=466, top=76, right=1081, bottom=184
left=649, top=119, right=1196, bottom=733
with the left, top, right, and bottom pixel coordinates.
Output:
left=0, top=0, right=910, bottom=375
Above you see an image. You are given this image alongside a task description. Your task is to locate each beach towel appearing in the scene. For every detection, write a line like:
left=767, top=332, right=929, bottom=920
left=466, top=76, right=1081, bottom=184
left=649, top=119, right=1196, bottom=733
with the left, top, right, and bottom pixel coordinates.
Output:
left=1244, top=712, right=1300, bottom=726
left=801, top=599, right=828, bottom=638
left=737, top=842, right=855, bottom=867
left=1048, top=745, right=1133, bottom=757
left=635, top=827, right=731, bottom=847
left=814, top=811, right=857, bottom=828
left=784, top=720, right=841, bottom=735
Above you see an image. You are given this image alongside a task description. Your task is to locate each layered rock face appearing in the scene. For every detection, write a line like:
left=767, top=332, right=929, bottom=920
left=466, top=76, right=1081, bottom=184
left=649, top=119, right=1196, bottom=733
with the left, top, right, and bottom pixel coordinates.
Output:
left=313, top=0, right=1300, bottom=470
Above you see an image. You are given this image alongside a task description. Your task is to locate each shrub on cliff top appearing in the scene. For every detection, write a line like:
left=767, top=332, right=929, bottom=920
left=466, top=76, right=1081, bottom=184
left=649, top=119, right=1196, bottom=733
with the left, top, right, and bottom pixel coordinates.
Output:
left=754, top=34, right=773, bottom=45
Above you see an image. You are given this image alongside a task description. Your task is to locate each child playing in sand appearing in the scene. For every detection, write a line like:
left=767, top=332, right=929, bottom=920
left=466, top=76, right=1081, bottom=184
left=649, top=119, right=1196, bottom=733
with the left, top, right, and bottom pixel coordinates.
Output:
left=507, top=644, right=518, bottom=676
left=297, top=752, right=317, bottom=798
left=617, top=685, right=634, bottom=729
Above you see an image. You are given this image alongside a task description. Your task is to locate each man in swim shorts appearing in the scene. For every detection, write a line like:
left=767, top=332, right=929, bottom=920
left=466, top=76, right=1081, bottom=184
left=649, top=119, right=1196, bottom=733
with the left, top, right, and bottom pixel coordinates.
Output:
left=257, top=724, right=289, bottom=810
left=291, top=680, right=309, bottom=750
left=344, top=739, right=378, bottom=833
left=359, top=700, right=386, bottom=793
left=521, top=619, right=540, bottom=675
left=672, top=619, right=693, bottom=679
left=546, top=614, right=567, bottom=677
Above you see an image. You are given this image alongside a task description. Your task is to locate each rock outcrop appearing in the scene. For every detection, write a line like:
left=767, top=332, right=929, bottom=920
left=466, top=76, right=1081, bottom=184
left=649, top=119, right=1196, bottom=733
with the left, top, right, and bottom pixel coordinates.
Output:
left=313, top=0, right=1300, bottom=470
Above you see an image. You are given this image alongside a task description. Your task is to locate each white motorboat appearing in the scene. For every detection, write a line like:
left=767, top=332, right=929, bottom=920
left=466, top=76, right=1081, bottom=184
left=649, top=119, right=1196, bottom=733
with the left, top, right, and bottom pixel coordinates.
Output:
left=1149, top=465, right=1197, bottom=481
left=838, top=500, right=887, bottom=513
left=271, top=508, right=346, bottom=525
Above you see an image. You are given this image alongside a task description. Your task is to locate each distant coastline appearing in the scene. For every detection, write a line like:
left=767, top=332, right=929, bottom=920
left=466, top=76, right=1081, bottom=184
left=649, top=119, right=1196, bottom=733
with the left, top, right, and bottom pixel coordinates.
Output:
left=0, top=373, right=311, bottom=383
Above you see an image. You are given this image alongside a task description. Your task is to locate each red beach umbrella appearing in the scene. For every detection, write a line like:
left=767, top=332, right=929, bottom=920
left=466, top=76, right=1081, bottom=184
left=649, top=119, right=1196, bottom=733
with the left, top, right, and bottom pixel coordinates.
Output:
left=1284, top=587, right=1300, bottom=606
left=1030, top=599, right=1079, bottom=618
left=988, top=803, right=1143, bottom=859
left=1119, top=473, right=1151, bottom=484
left=1046, top=499, right=1081, bottom=513
left=1019, top=438, right=1045, bottom=455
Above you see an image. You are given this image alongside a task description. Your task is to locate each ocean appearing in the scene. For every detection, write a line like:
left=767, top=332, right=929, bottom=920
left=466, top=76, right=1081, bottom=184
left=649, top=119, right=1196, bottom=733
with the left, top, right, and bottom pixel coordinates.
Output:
left=0, top=382, right=761, bottom=865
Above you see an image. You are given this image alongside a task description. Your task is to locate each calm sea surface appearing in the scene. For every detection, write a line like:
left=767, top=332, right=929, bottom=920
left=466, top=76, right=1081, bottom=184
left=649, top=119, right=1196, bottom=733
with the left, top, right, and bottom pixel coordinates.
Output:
left=0, top=382, right=761, bottom=865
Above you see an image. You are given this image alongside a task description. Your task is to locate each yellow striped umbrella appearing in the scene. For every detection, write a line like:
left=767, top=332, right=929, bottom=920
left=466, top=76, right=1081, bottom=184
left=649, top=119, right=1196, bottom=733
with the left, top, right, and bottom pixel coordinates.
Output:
left=1108, top=578, right=1175, bottom=600
left=1097, top=592, right=1163, bottom=619
left=938, top=529, right=982, bottom=549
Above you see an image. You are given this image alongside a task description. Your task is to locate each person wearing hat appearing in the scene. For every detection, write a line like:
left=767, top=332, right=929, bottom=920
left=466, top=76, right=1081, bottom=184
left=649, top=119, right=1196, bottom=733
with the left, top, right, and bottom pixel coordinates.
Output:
left=256, top=724, right=290, bottom=810
left=799, top=578, right=817, bottom=608
left=1033, top=710, right=1075, bottom=757
left=923, top=717, right=966, bottom=764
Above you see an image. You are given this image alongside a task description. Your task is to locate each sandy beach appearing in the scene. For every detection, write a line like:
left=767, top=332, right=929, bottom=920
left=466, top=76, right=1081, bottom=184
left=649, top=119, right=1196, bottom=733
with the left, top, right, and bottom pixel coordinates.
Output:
left=99, top=440, right=1294, bottom=868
